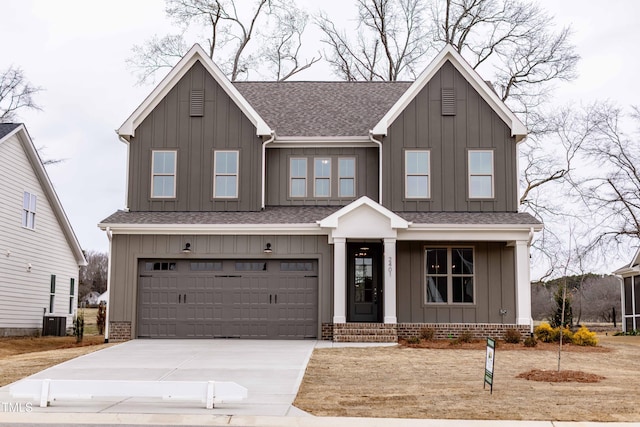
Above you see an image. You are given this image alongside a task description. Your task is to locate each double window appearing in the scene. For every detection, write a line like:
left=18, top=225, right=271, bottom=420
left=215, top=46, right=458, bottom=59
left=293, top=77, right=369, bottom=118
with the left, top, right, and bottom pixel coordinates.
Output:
left=405, top=151, right=430, bottom=198
left=425, top=247, right=474, bottom=304
left=469, top=150, right=494, bottom=198
left=22, top=191, right=37, bottom=229
left=214, top=151, right=239, bottom=198
left=151, top=151, right=177, bottom=198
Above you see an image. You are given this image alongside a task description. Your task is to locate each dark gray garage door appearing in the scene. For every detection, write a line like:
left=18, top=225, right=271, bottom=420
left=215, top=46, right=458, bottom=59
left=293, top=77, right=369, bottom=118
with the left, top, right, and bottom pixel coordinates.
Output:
left=137, top=259, right=318, bottom=339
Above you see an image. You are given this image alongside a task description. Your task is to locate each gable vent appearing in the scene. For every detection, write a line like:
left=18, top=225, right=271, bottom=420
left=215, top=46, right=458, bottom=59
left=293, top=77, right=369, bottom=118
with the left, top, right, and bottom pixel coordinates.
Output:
left=190, top=89, right=204, bottom=117
left=441, top=88, right=456, bottom=116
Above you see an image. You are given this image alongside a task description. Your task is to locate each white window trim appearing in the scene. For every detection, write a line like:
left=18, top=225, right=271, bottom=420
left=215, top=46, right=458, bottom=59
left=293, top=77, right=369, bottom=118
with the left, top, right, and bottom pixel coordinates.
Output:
left=424, top=246, right=475, bottom=305
left=289, top=157, right=307, bottom=198
left=314, top=158, right=331, bottom=198
left=213, top=150, right=239, bottom=199
left=338, top=157, right=356, bottom=198
left=468, top=150, right=494, bottom=199
left=22, top=191, right=37, bottom=230
left=151, top=150, right=177, bottom=199
left=405, top=150, right=431, bottom=199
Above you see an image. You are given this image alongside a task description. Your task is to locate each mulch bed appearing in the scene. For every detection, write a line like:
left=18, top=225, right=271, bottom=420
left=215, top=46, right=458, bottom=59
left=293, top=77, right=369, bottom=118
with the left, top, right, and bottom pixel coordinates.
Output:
left=398, top=338, right=610, bottom=352
left=517, top=369, right=606, bottom=383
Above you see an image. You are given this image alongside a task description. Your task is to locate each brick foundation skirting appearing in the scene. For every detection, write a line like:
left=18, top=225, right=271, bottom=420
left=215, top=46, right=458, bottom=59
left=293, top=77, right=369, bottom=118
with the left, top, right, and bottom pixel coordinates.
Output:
left=397, top=323, right=531, bottom=340
left=322, top=322, right=530, bottom=342
left=108, top=321, right=132, bottom=342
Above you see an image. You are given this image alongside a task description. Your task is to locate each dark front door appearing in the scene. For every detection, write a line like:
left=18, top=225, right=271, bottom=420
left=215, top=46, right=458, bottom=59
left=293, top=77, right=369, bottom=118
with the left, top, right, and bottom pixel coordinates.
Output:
left=348, top=243, right=382, bottom=322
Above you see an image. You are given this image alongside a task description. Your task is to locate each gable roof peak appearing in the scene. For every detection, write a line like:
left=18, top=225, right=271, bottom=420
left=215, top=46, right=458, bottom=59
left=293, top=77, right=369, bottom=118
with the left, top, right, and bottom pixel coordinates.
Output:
left=372, top=44, right=527, bottom=142
left=118, top=44, right=272, bottom=140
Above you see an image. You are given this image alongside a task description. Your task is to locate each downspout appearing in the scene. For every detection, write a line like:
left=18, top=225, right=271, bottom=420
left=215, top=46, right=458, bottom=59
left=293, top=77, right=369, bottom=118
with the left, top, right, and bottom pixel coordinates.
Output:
left=104, top=227, right=113, bottom=343
left=369, top=131, right=383, bottom=204
left=118, top=134, right=131, bottom=212
left=261, top=132, right=276, bottom=210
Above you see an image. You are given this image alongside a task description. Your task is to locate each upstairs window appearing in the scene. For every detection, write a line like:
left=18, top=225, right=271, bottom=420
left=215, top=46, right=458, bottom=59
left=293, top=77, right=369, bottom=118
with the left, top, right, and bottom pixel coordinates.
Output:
left=290, top=158, right=307, bottom=197
left=22, top=191, right=37, bottom=229
left=425, top=247, right=474, bottom=304
left=338, top=158, right=355, bottom=197
left=405, top=151, right=430, bottom=198
left=469, top=150, right=494, bottom=198
left=214, top=151, right=239, bottom=198
left=314, top=158, right=331, bottom=197
left=151, top=151, right=177, bottom=198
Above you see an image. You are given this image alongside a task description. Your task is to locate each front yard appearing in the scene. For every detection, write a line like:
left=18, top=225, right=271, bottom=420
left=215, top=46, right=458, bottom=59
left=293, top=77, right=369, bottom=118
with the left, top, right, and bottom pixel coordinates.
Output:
left=294, top=334, right=640, bottom=422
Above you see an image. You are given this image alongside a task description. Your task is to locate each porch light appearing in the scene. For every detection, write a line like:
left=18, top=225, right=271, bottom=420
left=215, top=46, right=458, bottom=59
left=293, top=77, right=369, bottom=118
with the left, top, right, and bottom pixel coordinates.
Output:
left=182, top=243, right=191, bottom=253
left=264, top=243, right=273, bottom=254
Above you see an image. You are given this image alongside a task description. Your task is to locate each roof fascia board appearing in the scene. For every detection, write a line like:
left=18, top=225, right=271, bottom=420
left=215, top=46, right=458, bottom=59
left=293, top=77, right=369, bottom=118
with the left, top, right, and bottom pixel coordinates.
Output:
left=270, top=136, right=375, bottom=148
left=7, top=126, right=87, bottom=266
left=97, top=223, right=323, bottom=235
left=407, top=223, right=543, bottom=231
left=372, top=45, right=527, bottom=141
left=399, top=227, right=532, bottom=242
left=118, top=44, right=272, bottom=139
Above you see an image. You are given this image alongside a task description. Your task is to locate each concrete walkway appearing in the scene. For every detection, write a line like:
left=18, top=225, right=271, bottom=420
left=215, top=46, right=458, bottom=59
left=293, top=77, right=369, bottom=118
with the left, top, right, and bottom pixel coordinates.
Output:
left=0, top=340, right=316, bottom=417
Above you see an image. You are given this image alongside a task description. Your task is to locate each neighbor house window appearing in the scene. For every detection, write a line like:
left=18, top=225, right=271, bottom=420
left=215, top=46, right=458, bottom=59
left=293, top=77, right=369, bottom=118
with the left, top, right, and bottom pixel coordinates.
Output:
left=314, top=158, right=331, bottom=197
left=214, top=151, right=239, bottom=198
left=69, top=278, right=75, bottom=314
left=22, top=191, right=37, bottom=229
left=425, top=247, right=474, bottom=304
left=290, top=158, right=307, bottom=197
left=338, top=158, right=355, bottom=197
left=405, top=151, right=430, bottom=198
left=469, top=150, right=494, bottom=198
left=151, top=151, right=177, bottom=198
left=49, top=274, right=56, bottom=313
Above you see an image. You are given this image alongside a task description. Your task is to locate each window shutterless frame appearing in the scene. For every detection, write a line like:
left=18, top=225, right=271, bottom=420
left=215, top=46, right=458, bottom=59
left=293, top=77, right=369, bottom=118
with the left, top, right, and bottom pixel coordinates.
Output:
left=405, top=150, right=430, bottom=199
left=314, top=158, right=331, bottom=197
left=424, top=246, right=475, bottom=305
left=338, top=157, right=356, bottom=197
left=468, top=150, right=494, bottom=199
left=22, top=191, right=37, bottom=229
left=289, top=157, right=307, bottom=197
left=150, top=150, right=177, bottom=198
left=213, top=150, right=239, bottom=198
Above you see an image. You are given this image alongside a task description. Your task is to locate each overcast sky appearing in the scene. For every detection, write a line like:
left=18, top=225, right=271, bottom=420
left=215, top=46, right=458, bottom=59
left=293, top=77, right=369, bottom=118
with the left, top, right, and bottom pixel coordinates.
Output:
left=2, top=0, right=639, bottom=269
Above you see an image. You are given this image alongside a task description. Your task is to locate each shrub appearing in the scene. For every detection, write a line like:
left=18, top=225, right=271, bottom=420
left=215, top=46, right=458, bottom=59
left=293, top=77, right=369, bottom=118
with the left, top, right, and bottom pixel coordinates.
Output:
left=504, top=328, right=522, bottom=344
left=420, top=327, right=435, bottom=341
left=559, top=326, right=574, bottom=343
left=456, top=330, right=474, bottom=343
left=96, top=303, right=106, bottom=335
left=523, top=335, right=537, bottom=347
left=571, top=326, right=598, bottom=346
left=534, top=323, right=557, bottom=343
left=406, top=336, right=421, bottom=345
left=74, top=311, right=85, bottom=343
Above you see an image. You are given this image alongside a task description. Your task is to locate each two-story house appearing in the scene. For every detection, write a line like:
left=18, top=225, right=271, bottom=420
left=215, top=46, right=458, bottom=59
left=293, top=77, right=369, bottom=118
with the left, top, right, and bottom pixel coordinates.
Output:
left=0, top=123, right=86, bottom=336
left=99, top=44, right=542, bottom=342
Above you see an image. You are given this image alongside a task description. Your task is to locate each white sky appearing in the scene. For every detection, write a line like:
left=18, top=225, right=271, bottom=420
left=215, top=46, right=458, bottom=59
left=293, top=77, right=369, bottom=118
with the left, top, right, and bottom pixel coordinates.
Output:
left=2, top=0, right=639, bottom=272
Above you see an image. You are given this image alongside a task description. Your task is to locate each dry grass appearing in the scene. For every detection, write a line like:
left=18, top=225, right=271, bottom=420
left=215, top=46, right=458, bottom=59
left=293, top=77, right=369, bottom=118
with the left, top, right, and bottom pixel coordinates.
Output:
left=294, top=334, right=640, bottom=421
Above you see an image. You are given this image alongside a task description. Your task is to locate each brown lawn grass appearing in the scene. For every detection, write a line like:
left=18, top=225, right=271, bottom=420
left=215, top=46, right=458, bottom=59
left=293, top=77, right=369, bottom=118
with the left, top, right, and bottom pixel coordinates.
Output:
left=294, top=334, right=640, bottom=422
left=0, top=314, right=109, bottom=387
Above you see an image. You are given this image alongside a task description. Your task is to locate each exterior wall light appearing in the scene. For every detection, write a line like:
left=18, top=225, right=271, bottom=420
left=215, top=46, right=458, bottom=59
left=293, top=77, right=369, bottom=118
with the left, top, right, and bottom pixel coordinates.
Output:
left=182, top=243, right=191, bottom=253
left=264, top=243, right=272, bottom=254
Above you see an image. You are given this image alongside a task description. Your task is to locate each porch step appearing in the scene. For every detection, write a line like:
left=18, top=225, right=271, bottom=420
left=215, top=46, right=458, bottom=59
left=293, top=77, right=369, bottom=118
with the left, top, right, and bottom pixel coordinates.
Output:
left=333, top=323, right=398, bottom=343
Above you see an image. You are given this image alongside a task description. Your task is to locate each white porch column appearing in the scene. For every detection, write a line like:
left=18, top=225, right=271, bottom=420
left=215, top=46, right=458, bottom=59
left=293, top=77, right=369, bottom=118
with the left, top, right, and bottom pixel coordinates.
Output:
left=333, top=238, right=347, bottom=324
left=383, top=238, right=397, bottom=324
left=514, top=240, right=532, bottom=329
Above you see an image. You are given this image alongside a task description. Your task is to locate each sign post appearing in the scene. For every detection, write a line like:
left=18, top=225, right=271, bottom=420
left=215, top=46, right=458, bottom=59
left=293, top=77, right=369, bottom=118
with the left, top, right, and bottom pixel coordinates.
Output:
left=484, top=337, right=495, bottom=394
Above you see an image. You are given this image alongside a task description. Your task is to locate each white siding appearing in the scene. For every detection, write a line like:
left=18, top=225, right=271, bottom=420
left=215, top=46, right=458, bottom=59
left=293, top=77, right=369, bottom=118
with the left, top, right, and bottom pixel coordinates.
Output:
left=0, top=134, right=79, bottom=333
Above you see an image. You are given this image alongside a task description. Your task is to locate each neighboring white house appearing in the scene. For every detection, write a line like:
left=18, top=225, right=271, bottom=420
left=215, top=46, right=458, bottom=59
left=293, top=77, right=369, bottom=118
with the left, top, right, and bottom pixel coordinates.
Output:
left=0, top=123, right=86, bottom=336
left=81, top=291, right=100, bottom=306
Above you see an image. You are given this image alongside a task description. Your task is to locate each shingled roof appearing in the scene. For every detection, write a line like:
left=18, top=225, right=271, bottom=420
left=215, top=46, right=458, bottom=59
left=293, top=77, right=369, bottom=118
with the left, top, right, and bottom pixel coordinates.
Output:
left=0, top=123, right=20, bottom=140
left=100, top=207, right=541, bottom=226
left=234, top=82, right=412, bottom=137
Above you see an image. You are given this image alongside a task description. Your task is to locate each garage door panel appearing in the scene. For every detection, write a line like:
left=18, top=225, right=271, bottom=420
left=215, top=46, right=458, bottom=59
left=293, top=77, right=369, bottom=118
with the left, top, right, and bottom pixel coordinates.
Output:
left=138, top=259, right=318, bottom=339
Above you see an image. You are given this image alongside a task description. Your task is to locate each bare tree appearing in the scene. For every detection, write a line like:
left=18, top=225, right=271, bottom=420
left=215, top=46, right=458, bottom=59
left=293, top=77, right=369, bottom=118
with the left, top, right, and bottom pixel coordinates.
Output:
left=317, top=0, right=430, bottom=81
left=79, top=250, right=109, bottom=299
left=128, top=0, right=319, bottom=83
left=0, top=66, right=42, bottom=123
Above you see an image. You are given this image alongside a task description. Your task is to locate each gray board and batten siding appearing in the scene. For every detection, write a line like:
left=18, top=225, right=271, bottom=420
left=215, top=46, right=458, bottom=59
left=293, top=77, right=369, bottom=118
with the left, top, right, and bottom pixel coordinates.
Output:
left=108, top=234, right=333, bottom=338
left=383, top=60, right=519, bottom=213
left=127, top=61, right=262, bottom=212
left=397, top=241, right=517, bottom=324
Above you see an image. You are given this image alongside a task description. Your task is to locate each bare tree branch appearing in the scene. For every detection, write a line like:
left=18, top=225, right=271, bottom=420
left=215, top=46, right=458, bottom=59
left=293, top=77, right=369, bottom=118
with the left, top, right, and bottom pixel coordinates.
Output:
left=0, top=66, right=43, bottom=123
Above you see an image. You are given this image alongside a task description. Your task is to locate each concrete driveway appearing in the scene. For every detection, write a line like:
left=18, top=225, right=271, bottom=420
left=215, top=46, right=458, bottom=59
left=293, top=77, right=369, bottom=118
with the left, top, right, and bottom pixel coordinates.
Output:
left=0, top=339, right=316, bottom=416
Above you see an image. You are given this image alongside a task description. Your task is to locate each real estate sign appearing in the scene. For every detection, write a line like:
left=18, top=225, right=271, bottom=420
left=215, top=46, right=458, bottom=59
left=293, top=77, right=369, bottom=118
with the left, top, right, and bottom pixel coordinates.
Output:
left=484, top=337, right=495, bottom=394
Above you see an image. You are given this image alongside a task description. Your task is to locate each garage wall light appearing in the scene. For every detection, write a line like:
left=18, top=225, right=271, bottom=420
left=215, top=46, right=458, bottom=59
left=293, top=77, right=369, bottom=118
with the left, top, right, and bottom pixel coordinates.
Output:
left=264, top=243, right=272, bottom=254
left=182, top=243, right=191, bottom=253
